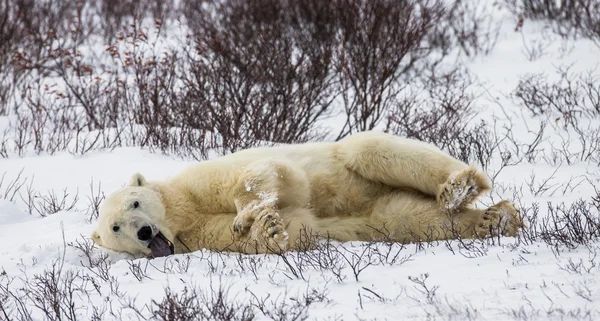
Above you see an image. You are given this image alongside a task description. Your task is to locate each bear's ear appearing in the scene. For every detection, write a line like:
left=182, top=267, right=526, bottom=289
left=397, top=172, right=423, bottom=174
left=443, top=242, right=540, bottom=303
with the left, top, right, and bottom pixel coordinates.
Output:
left=128, top=173, right=147, bottom=187
left=91, top=231, right=102, bottom=245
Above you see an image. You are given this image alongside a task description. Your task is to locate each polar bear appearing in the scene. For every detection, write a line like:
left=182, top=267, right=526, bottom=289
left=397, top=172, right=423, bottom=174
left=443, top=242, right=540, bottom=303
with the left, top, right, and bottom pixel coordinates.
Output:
left=91, top=131, right=523, bottom=257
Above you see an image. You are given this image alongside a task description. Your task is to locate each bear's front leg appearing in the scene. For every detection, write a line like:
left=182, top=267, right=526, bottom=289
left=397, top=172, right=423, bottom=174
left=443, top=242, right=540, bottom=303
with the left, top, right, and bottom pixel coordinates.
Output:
left=230, top=159, right=311, bottom=253
left=233, top=201, right=289, bottom=253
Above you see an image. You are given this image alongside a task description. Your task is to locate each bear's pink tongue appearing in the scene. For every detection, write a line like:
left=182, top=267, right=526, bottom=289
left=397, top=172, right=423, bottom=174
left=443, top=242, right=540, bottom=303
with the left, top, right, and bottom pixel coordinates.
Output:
left=148, top=232, right=174, bottom=257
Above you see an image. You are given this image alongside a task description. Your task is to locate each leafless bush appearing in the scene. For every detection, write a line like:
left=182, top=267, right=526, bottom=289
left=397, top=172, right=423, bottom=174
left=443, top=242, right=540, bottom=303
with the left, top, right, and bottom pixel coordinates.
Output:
left=558, top=246, right=599, bottom=274
left=0, top=256, right=98, bottom=321
left=148, top=282, right=255, bottom=321
left=85, top=178, right=105, bottom=222
left=234, top=254, right=264, bottom=281
left=407, top=273, right=439, bottom=305
left=334, top=243, right=379, bottom=282
left=278, top=233, right=346, bottom=282
left=68, top=236, right=113, bottom=288
left=1, top=170, right=84, bottom=218
left=539, top=199, right=600, bottom=250
left=503, top=0, right=600, bottom=46
left=94, top=0, right=176, bottom=43
left=278, top=229, right=348, bottom=282
left=430, top=0, right=501, bottom=58
left=0, top=169, right=28, bottom=202
left=247, top=285, right=330, bottom=321
left=126, top=260, right=151, bottom=282
left=385, top=68, right=500, bottom=169
left=149, top=255, right=197, bottom=275
left=2, top=0, right=91, bottom=116
left=514, top=66, right=600, bottom=127
left=36, top=188, right=80, bottom=216
left=519, top=29, right=552, bottom=61
left=183, top=0, right=339, bottom=152
left=1, top=0, right=508, bottom=159
left=513, top=66, right=600, bottom=164
left=0, top=0, right=22, bottom=115
left=526, top=167, right=561, bottom=197
left=269, top=226, right=415, bottom=284
left=333, top=0, right=445, bottom=139
left=19, top=181, right=80, bottom=217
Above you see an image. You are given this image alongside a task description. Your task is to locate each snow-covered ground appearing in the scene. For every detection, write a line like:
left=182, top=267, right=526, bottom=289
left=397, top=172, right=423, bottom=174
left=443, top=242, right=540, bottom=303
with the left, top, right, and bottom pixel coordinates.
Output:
left=1, top=2, right=600, bottom=321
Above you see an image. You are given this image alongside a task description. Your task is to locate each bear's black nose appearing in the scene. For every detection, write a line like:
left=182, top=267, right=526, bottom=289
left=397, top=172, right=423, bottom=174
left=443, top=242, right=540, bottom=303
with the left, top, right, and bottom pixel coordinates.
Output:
left=137, top=226, right=153, bottom=241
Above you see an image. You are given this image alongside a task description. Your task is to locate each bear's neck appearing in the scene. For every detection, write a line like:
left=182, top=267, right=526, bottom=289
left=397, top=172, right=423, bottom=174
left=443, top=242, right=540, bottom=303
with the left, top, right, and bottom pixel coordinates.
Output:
left=154, top=183, right=198, bottom=235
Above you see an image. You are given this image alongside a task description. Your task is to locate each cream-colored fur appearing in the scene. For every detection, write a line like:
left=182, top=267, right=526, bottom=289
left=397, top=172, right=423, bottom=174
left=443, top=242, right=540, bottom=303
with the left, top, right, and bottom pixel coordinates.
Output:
left=92, top=131, right=523, bottom=257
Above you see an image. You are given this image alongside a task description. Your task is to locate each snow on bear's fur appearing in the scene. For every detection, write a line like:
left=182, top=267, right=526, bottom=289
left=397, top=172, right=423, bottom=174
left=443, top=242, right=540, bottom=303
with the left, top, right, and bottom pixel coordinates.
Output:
left=91, top=131, right=523, bottom=257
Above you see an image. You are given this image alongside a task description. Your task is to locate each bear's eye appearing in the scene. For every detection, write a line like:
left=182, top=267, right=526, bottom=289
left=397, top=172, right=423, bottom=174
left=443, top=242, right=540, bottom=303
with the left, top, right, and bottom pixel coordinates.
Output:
left=112, top=225, right=120, bottom=232
left=133, top=201, right=140, bottom=208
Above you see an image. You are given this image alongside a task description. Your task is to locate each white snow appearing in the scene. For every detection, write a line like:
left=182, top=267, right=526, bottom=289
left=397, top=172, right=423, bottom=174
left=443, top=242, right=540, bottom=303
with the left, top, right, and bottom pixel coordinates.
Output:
left=1, top=2, right=600, bottom=321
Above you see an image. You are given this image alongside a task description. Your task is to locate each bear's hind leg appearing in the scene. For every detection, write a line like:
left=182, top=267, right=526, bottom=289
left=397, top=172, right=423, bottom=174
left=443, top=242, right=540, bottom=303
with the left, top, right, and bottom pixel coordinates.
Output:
left=337, top=131, right=491, bottom=210
left=365, top=192, right=523, bottom=243
left=437, top=165, right=491, bottom=211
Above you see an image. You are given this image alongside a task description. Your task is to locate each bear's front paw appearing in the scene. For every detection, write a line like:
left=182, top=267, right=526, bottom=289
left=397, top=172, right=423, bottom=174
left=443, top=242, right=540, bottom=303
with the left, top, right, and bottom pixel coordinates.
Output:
left=250, top=208, right=289, bottom=251
left=233, top=204, right=289, bottom=253
left=232, top=211, right=253, bottom=235
left=475, top=200, right=523, bottom=238
left=232, top=200, right=268, bottom=235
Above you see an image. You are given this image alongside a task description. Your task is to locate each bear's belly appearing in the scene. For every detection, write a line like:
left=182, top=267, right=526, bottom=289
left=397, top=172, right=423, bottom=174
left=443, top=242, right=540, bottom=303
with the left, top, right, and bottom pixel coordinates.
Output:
left=306, top=167, right=389, bottom=218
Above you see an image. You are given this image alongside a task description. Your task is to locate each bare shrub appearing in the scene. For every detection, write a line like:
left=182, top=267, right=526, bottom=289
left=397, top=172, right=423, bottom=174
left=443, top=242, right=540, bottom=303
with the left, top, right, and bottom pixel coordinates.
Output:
left=513, top=66, right=600, bottom=164
left=85, top=178, right=105, bottom=222
left=0, top=169, right=28, bottom=202
left=274, top=227, right=414, bottom=284
left=277, top=229, right=348, bottom=282
left=539, top=199, right=600, bottom=250
left=7, top=2, right=217, bottom=159
left=503, top=0, right=600, bottom=46
left=519, top=29, right=552, bottom=61
left=407, top=273, right=439, bottom=305
left=558, top=247, right=599, bottom=274
left=513, top=66, right=600, bottom=128
left=0, top=258, right=98, bottom=321
left=20, top=184, right=80, bottom=217
left=7, top=0, right=113, bottom=156
left=127, top=260, right=152, bottom=282
left=430, top=0, right=501, bottom=58
left=0, top=0, right=22, bottom=115
left=333, top=0, right=445, bottom=138
left=247, top=285, right=330, bottom=321
left=1, top=0, right=509, bottom=159
left=147, top=283, right=255, bottom=321
left=183, top=0, right=338, bottom=153
left=385, top=68, right=500, bottom=169
left=95, top=0, right=176, bottom=43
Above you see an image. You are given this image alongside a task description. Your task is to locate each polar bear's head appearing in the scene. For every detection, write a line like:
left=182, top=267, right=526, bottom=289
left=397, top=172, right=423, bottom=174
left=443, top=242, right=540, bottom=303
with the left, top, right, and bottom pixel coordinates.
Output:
left=91, top=173, right=175, bottom=258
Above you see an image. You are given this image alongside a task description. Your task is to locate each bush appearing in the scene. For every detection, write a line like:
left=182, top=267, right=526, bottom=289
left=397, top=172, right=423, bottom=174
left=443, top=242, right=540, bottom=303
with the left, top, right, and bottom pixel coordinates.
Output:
left=503, top=0, right=600, bottom=46
left=0, top=0, right=503, bottom=159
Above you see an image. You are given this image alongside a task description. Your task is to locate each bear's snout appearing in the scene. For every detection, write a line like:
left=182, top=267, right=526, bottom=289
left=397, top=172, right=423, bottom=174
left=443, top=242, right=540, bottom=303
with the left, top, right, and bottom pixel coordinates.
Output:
left=137, top=226, right=153, bottom=241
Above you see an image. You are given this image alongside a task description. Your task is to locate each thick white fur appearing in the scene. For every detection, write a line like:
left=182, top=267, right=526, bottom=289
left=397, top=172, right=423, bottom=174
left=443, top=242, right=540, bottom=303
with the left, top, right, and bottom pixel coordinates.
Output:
left=92, top=131, right=523, bottom=256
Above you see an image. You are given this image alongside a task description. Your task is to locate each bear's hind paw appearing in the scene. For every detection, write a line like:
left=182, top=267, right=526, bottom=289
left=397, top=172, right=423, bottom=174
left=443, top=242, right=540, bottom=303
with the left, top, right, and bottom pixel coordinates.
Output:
left=438, top=166, right=491, bottom=211
left=475, top=200, right=523, bottom=238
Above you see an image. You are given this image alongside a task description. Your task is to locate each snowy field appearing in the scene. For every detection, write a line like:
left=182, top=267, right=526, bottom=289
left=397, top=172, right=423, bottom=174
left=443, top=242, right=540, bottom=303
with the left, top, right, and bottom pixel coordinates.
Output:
left=1, top=1, right=600, bottom=320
